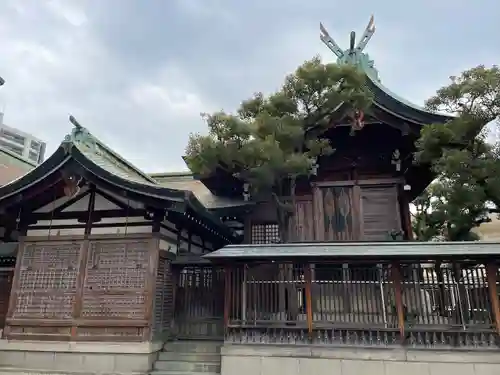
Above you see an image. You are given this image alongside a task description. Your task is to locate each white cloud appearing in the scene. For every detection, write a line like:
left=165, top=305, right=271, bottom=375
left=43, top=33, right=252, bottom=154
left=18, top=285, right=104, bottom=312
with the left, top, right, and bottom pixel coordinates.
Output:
left=45, top=0, right=88, bottom=27
left=0, top=0, right=498, bottom=174
left=128, top=65, right=215, bottom=119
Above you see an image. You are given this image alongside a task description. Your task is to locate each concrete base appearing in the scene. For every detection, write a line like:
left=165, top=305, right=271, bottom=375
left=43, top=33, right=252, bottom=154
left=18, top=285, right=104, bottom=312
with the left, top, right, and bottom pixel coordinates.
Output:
left=0, top=340, right=163, bottom=375
left=221, top=344, right=500, bottom=375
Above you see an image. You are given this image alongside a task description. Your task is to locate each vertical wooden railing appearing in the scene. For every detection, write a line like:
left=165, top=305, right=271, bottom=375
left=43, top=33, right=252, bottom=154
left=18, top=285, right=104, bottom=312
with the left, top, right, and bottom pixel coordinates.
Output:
left=486, top=262, right=500, bottom=335
left=304, top=264, right=313, bottom=338
left=390, top=262, right=405, bottom=341
left=224, top=267, right=232, bottom=332
left=223, top=259, right=500, bottom=349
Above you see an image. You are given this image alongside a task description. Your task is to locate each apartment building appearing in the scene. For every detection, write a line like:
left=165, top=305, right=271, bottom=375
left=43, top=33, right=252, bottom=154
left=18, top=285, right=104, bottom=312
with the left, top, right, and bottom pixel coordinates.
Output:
left=0, top=113, right=46, bottom=164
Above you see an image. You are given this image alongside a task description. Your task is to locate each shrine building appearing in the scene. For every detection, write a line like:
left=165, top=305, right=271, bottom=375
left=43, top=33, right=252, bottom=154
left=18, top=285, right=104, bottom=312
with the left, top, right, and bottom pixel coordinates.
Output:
left=0, top=16, right=499, bottom=375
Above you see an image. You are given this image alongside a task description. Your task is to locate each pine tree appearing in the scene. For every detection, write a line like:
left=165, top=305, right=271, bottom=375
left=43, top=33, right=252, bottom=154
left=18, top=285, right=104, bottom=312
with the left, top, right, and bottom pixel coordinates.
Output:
left=185, top=57, right=372, bottom=242
left=414, top=65, right=500, bottom=241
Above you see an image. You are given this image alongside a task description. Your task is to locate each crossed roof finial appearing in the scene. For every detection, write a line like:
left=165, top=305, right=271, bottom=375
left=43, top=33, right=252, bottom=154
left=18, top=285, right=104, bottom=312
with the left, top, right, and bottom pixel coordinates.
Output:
left=69, top=115, right=82, bottom=130
left=320, top=15, right=375, bottom=60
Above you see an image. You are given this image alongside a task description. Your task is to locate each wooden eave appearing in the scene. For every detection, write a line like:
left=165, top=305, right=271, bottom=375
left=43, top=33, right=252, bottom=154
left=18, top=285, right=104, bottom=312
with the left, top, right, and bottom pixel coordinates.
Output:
left=365, top=74, right=454, bottom=126
left=0, top=142, right=237, bottom=243
left=204, top=241, right=500, bottom=264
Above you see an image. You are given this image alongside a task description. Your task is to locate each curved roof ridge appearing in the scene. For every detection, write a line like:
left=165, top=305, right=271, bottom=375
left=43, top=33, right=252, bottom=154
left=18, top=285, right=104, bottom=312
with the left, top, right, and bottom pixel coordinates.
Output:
left=0, top=139, right=237, bottom=241
left=319, top=17, right=455, bottom=124
left=364, top=71, right=455, bottom=119
left=66, top=116, right=159, bottom=185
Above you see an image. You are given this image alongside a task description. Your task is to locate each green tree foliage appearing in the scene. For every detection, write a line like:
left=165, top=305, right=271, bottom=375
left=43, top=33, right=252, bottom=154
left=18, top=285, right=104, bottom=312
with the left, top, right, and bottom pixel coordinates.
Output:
left=185, top=57, right=371, bottom=242
left=413, top=65, right=500, bottom=241
left=412, top=180, right=485, bottom=241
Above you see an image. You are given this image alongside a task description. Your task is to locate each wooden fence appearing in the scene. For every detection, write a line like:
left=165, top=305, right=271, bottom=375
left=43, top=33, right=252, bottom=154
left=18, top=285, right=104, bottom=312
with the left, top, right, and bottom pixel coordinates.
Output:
left=173, top=265, right=225, bottom=339
left=224, top=261, right=500, bottom=349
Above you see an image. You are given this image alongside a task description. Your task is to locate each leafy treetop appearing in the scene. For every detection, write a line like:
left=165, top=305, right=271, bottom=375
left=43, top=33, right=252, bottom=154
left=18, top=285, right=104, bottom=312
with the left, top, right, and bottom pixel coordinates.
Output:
left=185, top=57, right=372, bottom=242
left=413, top=65, right=500, bottom=241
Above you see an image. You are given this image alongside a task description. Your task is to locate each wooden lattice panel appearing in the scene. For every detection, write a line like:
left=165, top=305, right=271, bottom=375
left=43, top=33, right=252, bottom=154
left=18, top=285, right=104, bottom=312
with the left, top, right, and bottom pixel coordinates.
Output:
left=251, top=223, right=280, bottom=244
left=175, top=266, right=225, bottom=339
left=81, top=240, right=148, bottom=320
left=12, top=242, right=80, bottom=319
left=153, top=256, right=174, bottom=335
left=81, top=294, right=146, bottom=319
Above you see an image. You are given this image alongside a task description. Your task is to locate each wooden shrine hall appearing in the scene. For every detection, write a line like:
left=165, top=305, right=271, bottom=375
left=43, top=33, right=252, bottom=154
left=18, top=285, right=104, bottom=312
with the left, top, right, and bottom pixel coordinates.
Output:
left=0, top=121, right=240, bottom=343
left=0, top=15, right=499, bottom=375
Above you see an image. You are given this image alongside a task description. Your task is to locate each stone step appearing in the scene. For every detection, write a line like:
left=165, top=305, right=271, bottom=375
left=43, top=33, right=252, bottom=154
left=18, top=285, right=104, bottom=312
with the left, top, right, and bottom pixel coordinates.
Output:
left=163, top=341, right=222, bottom=353
left=158, top=352, right=221, bottom=363
left=154, top=360, right=221, bottom=373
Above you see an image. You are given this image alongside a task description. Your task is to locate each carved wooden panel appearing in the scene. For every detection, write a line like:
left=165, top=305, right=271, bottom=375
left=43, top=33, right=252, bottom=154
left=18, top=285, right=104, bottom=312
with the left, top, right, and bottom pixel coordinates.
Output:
left=81, top=240, right=148, bottom=320
left=360, top=185, right=401, bottom=240
left=12, top=242, right=80, bottom=319
left=314, top=186, right=356, bottom=241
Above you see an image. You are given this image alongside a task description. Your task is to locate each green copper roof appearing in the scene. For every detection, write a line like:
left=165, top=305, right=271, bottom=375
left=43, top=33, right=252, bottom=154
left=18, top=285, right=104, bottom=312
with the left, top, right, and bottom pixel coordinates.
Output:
left=65, top=117, right=158, bottom=185
left=0, top=116, right=238, bottom=242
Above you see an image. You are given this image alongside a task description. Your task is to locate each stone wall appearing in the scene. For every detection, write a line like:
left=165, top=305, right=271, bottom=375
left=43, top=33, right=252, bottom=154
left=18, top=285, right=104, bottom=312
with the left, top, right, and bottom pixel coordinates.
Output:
left=221, top=344, right=500, bottom=375
left=0, top=340, right=161, bottom=375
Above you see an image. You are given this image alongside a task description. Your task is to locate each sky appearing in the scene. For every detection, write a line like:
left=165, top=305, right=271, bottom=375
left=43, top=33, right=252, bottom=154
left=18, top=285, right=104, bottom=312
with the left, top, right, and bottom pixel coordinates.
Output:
left=0, top=0, right=498, bottom=173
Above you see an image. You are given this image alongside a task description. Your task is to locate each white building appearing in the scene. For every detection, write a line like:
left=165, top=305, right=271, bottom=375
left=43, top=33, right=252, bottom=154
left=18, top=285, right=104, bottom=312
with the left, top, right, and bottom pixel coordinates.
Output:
left=0, top=112, right=46, bottom=164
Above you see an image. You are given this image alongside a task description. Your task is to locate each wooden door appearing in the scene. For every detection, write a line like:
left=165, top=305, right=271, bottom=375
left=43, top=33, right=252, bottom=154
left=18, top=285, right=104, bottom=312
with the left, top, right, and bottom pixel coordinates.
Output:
left=174, top=265, right=225, bottom=339
left=293, top=197, right=315, bottom=242
left=313, top=186, right=357, bottom=241
left=360, top=185, right=401, bottom=241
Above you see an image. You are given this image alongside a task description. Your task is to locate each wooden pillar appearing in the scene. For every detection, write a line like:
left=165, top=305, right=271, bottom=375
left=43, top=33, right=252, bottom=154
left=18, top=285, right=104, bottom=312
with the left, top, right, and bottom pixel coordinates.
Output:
left=71, top=239, right=90, bottom=337
left=241, top=266, right=247, bottom=322
left=144, top=236, right=160, bottom=340
left=71, top=186, right=96, bottom=337
left=352, top=185, right=362, bottom=240
left=304, top=264, right=313, bottom=337
left=342, top=263, right=352, bottom=313
left=486, top=262, right=500, bottom=335
left=3, top=237, right=25, bottom=338
left=224, top=266, right=232, bottom=330
left=176, top=224, right=182, bottom=252
left=402, top=195, right=413, bottom=240
left=398, top=185, right=413, bottom=240
left=390, top=262, right=405, bottom=341
left=84, top=188, right=96, bottom=235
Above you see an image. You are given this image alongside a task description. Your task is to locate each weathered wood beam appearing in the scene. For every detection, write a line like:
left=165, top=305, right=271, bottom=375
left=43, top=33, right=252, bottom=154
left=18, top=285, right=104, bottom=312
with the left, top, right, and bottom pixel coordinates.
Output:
left=304, top=264, right=313, bottom=338
left=84, top=187, right=96, bottom=235
left=390, top=262, right=405, bottom=342
left=224, top=267, right=232, bottom=331
left=486, top=263, right=500, bottom=335
left=71, top=240, right=89, bottom=337
left=312, top=177, right=403, bottom=187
